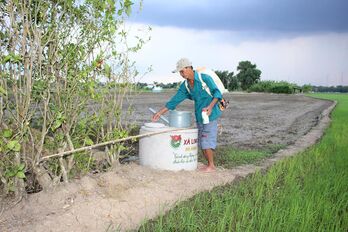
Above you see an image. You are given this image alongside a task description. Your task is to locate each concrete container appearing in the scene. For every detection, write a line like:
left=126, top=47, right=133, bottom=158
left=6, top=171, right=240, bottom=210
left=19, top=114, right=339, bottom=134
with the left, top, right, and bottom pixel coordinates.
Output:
left=139, top=122, right=198, bottom=171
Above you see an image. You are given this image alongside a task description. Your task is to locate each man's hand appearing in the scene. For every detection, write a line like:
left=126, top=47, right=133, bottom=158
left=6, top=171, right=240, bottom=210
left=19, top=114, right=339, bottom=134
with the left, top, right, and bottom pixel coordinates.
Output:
left=202, top=106, right=213, bottom=116
left=152, top=112, right=161, bottom=122
left=204, top=98, right=219, bottom=116
left=151, top=107, right=169, bottom=122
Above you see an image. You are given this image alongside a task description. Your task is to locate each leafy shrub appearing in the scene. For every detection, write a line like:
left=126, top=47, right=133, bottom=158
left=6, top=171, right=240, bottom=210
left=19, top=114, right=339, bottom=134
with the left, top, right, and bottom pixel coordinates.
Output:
left=249, top=80, right=299, bottom=94
left=302, top=84, right=313, bottom=93
left=270, top=81, right=296, bottom=94
left=248, top=80, right=275, bottom=92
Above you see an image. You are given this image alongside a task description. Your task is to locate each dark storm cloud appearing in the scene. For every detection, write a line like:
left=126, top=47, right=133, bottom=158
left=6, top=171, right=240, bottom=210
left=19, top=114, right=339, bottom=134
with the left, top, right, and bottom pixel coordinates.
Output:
left=131, top=0, right=348, bottom=33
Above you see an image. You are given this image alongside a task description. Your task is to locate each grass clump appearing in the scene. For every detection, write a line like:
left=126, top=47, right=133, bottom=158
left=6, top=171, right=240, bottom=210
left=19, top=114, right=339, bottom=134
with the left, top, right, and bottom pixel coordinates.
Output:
left=139, top=93, right=348, bottom=232
left=214, top=146, right=271, bottom=168
left=199, top=144, right=284, bottom=169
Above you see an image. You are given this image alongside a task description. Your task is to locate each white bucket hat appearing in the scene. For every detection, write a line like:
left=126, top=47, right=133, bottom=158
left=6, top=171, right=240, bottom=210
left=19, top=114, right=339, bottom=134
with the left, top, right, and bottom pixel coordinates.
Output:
left=172, top=58, right=192, bottom=73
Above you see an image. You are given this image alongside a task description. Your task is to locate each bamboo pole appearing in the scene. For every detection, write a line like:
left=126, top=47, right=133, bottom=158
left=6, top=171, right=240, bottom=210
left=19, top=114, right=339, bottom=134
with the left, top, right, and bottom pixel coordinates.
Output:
left=37, top=127, right=195, bottom=164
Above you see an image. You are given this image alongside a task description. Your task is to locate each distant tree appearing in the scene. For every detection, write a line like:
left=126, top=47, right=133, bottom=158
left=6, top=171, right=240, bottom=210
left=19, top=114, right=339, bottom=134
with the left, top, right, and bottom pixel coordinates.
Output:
left=302, top=84, right=312, bottom=93
left=165, top=82, right=180, bottom=89
left=336, top=85, right=348, bottom=93
left=136, top=82, right=148, bottom=89
left=313, top=85, right=348, bottom=93
left=236, top=61, right=261, bottom=90
left=228, top=76, right=240, bottom=91
left=215, top=70, right=229, bottom=88
left=215, top=70, right=238, bottom=91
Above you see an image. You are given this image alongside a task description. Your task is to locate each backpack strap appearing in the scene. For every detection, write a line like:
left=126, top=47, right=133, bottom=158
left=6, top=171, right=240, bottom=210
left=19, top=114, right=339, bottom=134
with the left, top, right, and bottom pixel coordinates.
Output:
left=198, top=72, right=212, bottom=96
left=184, top=72, right=213, bottom=97
left=184, top=80, right=190, bottom=93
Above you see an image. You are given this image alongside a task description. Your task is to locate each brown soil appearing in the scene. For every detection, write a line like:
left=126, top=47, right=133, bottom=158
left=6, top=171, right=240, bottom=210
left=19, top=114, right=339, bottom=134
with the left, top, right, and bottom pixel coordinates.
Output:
left=0, top=93, right=335, bottom=232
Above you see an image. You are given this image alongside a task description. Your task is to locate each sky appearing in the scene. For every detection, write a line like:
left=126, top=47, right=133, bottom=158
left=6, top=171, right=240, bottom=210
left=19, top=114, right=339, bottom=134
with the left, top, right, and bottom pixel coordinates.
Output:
left=128, top=0, right=348, bottom=86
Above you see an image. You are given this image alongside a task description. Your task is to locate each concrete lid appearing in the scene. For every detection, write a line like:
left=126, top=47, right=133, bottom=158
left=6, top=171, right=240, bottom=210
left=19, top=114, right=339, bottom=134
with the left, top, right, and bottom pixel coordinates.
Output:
left=144, top=122, right=166, bottom=128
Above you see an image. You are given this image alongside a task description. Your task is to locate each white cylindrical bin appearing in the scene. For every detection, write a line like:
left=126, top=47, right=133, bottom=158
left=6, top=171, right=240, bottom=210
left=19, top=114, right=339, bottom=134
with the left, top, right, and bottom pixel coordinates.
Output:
left=139, top=123, right=198, bottom=171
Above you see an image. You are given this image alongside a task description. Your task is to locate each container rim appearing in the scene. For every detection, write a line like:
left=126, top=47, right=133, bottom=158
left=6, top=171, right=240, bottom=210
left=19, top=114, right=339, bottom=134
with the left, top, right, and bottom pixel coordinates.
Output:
left=170, top=110, right=192, bottom=114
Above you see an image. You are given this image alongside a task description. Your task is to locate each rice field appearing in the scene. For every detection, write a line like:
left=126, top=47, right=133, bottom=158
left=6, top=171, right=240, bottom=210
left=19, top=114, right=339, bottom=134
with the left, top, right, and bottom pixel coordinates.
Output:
left=139, top=93, right=348, bottom=232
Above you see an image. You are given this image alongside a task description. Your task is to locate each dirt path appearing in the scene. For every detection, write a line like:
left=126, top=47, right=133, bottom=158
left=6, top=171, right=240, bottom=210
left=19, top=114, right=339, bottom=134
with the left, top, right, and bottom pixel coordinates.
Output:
left=0, top=94, right=335, bottom=232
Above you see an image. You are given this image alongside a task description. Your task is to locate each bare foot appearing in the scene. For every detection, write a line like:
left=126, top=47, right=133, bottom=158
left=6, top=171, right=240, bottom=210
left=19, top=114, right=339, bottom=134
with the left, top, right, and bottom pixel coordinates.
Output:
left=199, top=166, right=216, bottom=173
left=198, top=164, right=208, bottom=170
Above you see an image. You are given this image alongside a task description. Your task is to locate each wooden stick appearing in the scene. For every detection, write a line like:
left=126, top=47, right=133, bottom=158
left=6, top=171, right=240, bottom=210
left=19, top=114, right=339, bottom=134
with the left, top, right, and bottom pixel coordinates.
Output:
left=38, top=127, right=195, bottom=164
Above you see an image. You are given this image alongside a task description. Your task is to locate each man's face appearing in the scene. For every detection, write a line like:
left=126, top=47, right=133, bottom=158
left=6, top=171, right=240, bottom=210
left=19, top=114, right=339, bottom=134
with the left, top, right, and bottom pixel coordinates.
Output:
left=179, top=67, right=190, bottom=79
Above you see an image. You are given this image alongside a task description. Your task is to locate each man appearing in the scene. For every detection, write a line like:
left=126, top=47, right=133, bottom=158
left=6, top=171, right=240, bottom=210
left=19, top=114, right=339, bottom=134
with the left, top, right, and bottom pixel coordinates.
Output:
left=152, top=58, right=222, bottom=172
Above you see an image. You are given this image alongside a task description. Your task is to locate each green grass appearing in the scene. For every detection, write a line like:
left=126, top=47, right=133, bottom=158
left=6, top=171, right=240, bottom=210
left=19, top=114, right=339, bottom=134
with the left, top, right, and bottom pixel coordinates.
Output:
left=199, top=144, right=285, bottom=169
left=139, top=93, right=348, bottom=232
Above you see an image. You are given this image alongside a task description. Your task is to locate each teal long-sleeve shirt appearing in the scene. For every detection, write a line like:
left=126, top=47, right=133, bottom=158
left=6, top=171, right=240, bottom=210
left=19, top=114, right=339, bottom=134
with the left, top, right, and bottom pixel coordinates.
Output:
left=165, top=71, right=222, bottom=124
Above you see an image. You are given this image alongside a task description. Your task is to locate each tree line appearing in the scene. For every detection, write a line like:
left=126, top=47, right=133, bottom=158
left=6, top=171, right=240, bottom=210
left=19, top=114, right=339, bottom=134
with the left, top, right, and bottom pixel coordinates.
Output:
left=312, top=86, right=348, bottom=93
left=140, top=61, right=347, bottom=94
left=137, top=61, right=261, bottom=91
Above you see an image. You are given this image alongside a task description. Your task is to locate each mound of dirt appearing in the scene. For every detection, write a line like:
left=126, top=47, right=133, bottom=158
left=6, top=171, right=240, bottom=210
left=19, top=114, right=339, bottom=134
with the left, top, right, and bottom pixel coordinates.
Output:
left=0, top=94, right=335, bottom=232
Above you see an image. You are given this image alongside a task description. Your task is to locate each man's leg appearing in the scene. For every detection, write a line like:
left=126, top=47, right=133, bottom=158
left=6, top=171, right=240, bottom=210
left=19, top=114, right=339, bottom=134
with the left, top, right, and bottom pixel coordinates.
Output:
left=198, top=120, right=218, bottom=172
left=201, top=148, right=215, bottom=172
